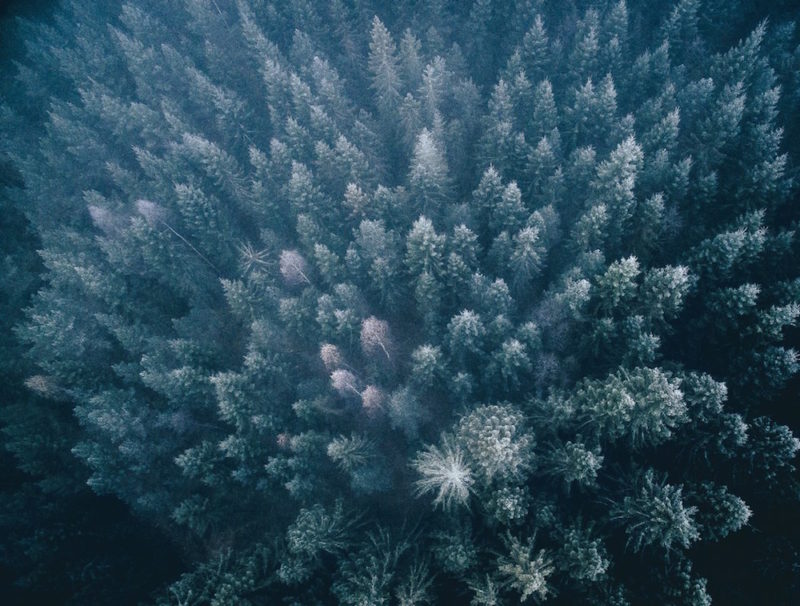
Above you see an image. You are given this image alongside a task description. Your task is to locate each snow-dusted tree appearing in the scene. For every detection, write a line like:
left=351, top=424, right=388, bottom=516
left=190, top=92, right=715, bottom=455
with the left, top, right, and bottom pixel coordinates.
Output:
left=360, top=316, right=393, bottom=361
left=413, top=434, right=474, bottom=510
left=331, top=369, right=361, bottom=398
left=497, top=533, right=555, bottom=603
left=610, top=469, right=699, bottom=553
left=280, top=249, right=312, bottom=286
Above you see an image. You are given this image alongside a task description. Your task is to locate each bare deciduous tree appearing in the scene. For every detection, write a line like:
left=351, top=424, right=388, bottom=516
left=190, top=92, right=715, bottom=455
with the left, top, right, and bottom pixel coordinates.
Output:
left=320, top=343, right=344, bottom=371
left=331, top=369, right=361, bottom=398
left=360, top=316, right=392, bottom=361
left=280, top=249, right=312, bottom=286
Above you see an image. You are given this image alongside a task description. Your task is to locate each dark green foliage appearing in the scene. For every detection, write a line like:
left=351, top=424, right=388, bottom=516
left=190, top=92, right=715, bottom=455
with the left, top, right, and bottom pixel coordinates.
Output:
left=2, top=0, right=800, bottom=604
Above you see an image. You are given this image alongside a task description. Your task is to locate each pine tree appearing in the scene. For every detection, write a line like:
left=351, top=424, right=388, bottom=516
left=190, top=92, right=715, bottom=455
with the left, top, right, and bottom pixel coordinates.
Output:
left=409, top=128, right=452, bottom=220
left=610, top=468, right=700, bottom=553
left=369, top=16, right=403, bottom=119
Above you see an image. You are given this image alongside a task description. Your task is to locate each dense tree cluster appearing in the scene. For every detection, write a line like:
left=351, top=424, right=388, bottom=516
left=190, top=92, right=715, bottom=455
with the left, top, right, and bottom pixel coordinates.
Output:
left=2, top=0, right=800, bottom=603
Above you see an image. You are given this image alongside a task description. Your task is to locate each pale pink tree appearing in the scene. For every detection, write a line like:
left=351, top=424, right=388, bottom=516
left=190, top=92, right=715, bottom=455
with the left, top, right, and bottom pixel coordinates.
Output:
left=320, top=343, right=344, bottom=371
left=135, top=199, right=167, bottom=225
left=279, top=249, right=312, bottom=286
left=88, top=204, right=124, bottom=234
left=361, top=385, right=386, bottom=417
left=360, top=316, right=393, bottom=361
left=331, top=369, right=361, bottom=398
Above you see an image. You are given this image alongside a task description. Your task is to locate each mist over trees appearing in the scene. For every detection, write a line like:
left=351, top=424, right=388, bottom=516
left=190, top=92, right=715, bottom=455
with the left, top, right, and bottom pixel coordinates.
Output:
left=1, top=0, right=800, bottom=604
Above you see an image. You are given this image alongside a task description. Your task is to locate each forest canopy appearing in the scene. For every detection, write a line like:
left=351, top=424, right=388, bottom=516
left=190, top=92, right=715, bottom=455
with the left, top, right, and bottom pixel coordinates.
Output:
left=2, top=0, right=800, bottom=604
